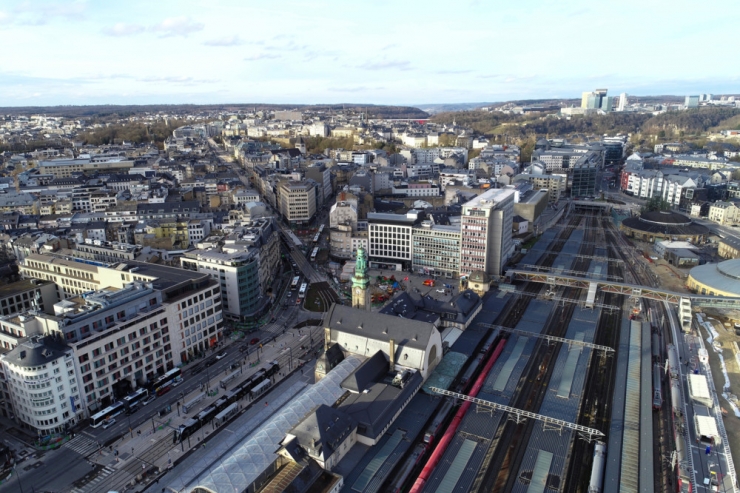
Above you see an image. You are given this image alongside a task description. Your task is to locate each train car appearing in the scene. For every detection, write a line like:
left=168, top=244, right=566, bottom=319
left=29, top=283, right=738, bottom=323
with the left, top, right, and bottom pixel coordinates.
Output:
left=653, top=363, right=663, bottom=411
left=265, top=360, right=280, bottom=378
left=588, top=442, right=607, bottom=493
left=667, top=344, right=679, bottom=379
left=214, top=403, right=238, bottom=427
left=251, top=369, right=267, bottom=387
left=651, top=333, right=661, bottom=363
left=251, top=379, right=271, bottom=399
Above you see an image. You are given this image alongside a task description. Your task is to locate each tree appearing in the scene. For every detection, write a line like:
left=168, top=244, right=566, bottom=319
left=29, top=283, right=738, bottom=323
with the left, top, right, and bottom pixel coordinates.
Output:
left=641, top=196, right=672, bottom=213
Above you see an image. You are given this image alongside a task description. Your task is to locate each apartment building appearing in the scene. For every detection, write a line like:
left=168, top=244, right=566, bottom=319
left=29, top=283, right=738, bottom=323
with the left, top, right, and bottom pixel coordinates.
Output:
left=0, top=279, right=57, bottom=321
left=513, top=174, right=566, bottom=203
left=15, top=255, right=223, bottom=414
left=278, top=180, right=317, bottom=224
left=460, top=188, right=515, bottom=278
left=1, top=336, right=80, bottom=435
left=304, top=162, right=333, bottom=207
left=708, top=201, right=740, bottom=226
left=411, top=221, right=461, bottom=278
left=391, top=183, right=440, bottom=197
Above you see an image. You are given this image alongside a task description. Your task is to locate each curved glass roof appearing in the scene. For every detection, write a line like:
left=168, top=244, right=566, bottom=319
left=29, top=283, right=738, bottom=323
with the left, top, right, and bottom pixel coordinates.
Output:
left=177, top=355, right=363, bottom=493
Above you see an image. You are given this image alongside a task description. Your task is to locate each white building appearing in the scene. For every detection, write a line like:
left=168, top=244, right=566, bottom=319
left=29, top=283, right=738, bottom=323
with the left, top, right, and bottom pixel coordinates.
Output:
left=1, top=336, right=81, bottom=435
left=460, top=188, right=515, bottom=277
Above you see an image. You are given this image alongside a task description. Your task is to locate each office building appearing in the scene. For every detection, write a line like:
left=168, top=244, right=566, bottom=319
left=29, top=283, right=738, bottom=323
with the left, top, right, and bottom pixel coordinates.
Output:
left=617, top=92, right=628, bottom=111
left=19, top=254, right=223, bottom=368
left=685, top=95, right=700, bottom=108
left=367, top=211, right=423, bottom=270
left=278, top=180, right=317, bottom=224
left=411, top=221, right=462, bottom=278
left=460, top=188, right=515, bottom=278
left=581, top=89, right=608, bottom=109
left=181, top=220, right=279, bottom=321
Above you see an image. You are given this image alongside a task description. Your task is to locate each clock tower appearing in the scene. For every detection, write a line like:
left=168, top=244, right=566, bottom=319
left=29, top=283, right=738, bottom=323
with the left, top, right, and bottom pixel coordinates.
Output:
left=351, top=247, right=371, bottom=310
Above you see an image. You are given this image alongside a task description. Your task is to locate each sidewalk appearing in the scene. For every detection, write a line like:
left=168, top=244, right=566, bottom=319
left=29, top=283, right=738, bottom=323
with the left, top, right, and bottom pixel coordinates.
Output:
left=90, top=325, right=325, bottom=476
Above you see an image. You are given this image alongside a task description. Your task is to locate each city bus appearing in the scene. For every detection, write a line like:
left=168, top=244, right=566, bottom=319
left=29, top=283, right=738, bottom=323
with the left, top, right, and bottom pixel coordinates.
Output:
left=298, top=283, right=308, bottom=299
left=291, top=276, right=300, bottom=290
left=148, top=368, right=182, bottom=393
left=90, top=401, right=125, bottom=428
left=313, top=232, right=320, bottom=243
left=310, top=247, right=318, bottom=262
left=122, top=388, right=149, bottom=410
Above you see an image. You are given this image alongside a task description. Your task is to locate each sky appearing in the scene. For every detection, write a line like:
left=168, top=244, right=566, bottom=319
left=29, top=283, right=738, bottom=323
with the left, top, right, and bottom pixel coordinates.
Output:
left=0, top=0, right=738, bottom=107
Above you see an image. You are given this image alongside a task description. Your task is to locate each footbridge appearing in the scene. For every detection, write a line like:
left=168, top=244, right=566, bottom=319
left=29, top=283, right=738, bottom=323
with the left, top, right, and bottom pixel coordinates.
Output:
left=506, top=268, right=740, bottom=332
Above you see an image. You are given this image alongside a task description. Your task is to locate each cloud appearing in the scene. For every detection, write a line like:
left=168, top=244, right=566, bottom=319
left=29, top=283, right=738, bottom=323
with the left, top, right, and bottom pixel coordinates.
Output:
left=137, top=75, right=217, bottom=84
left=359, top=60, right=412, bottom=71
left=102, top=22, right=146, bottom=37
left=101, top=16, right=204, bottom=38
left=244, top=53, right=281, bottom=61
left=152, top=16, right=204, bottom=38
left=328, top=86, right=384, bottom=93
left=436, top=69, right=472, bottom=75
left=9, top=1, right=87, bottom=24
left=0, top=11, right=12, bottom=24
left=203, top=35, right=244, bottom=47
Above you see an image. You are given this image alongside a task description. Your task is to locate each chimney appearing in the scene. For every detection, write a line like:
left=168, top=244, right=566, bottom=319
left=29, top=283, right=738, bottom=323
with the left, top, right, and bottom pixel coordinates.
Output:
left=324, top=327, right=331, bottom=352
left=389, top=338, right=395, bottom=372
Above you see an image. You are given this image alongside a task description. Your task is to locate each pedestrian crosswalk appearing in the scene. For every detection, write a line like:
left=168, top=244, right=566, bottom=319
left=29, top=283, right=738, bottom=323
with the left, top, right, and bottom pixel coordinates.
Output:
left=62, top=434, right=100, bottom=456
left=68, top=465, right=116, bottom=493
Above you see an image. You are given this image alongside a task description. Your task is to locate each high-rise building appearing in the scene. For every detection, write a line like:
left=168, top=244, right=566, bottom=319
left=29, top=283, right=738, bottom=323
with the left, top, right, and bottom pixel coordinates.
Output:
left=581, top=89, right=608, bottom=109
left=685, top=95, right=700, bottom=108
left=617, top=93, right=628, bottom=111
left=460, top=188, right=516, bottom=278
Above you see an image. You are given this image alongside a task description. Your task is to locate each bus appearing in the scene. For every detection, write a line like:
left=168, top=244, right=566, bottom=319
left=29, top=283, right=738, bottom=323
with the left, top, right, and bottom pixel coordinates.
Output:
left=90, top=401, right=125, bottom=428
left=318, top=224, right=325, bottom=234
left=310, top=247, right=318, bottom=262
left=313, top=232, right=320, bottom=243
left=291, top=276, right=300, bottom=290
left=122, top=388, right=149, bottom=410
left=148, top=368, right=181, bottom=392
left=298, top=283, right=308, bottom=299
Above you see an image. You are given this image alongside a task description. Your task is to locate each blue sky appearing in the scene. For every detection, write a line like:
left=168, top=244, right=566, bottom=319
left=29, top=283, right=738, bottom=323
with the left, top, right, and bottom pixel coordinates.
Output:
left=0, top=0, right=737, bottom=106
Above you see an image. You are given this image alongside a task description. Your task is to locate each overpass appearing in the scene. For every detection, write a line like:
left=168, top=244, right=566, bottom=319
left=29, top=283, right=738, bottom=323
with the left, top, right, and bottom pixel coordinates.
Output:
left=506, top=268, right=740, bottom=332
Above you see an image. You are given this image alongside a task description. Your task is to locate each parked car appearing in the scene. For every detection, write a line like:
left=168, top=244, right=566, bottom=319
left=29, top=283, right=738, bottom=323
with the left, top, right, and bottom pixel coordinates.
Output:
left=216, top=351, right=227, bottom=360
left=102, top=418, right=116, bottom=429
left=125, top=405, right=139, bottom=416
left=250, top=337, right=260, bottom=345
left=142, top=395, right=156, bottom=406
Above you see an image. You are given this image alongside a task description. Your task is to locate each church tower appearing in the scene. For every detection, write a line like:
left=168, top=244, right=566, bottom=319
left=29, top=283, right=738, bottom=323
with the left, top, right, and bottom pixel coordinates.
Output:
left=351, top=247, right=371, bottom=310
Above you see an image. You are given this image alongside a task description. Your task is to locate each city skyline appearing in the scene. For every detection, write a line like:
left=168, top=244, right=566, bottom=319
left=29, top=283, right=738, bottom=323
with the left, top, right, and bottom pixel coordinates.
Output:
left=0, top=0, right=738, bottom=106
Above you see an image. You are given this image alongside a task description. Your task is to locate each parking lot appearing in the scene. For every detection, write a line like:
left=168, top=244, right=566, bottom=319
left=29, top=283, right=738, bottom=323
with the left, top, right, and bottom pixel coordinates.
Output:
left=362, top=267, right=459, bottom=312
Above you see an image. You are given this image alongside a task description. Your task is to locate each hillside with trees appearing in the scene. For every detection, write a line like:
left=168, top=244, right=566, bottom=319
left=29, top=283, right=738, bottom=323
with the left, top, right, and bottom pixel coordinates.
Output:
left=76, top=119, right=189, bottom=147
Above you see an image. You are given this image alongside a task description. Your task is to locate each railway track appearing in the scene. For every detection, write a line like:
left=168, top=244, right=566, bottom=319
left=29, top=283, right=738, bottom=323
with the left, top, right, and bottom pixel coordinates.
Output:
left=474, top=211, right=602, bottom=492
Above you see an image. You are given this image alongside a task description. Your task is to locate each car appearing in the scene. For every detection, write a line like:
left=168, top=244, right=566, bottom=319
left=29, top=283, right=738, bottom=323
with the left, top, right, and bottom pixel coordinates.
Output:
left=229, top=362, right=241, bottom=370
left=172, top=377, right=183, bottom=387
left=125, top=405, right=139, bottom=416
left=205, top=359, right=216, bottom=368
left=102, top=418, right=116, bottom=429
left=250, top=337, right=260, bottom=345
left=296, top=298, right=302, bottom=305
left=239, top=345, right=250, bottom=353
left=216, top=352, right=227, bottom=360
left=436, top=289, right=446, bottom=293
left=142, top=395, right=156, bottom=406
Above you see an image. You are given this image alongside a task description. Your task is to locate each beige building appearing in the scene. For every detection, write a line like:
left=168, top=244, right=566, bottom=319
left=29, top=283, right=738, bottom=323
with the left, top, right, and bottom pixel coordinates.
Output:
left=718, top=237, right=740, bottom=259
left=19, top=254, right=223, bottom=368
left=278, top=180, right=317, bottom=224
left=708, top=201, right=740, bottom=226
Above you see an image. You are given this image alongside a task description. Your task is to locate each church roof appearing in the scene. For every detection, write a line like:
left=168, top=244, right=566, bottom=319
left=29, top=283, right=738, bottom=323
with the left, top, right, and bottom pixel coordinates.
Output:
left=323, top=303, right=436, bottom=351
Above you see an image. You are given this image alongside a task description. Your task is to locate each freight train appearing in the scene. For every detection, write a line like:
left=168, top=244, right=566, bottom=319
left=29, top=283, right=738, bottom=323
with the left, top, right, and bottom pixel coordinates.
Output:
left=173, top=360, right=279, bottom=443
